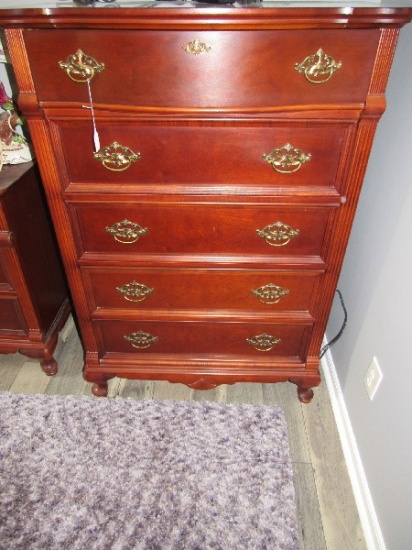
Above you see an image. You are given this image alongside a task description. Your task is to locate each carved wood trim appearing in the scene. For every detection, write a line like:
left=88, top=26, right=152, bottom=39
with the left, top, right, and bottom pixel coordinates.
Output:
left=369, top=28, right=400, bottom=95
left=25, top=119, right=97, bottom=351
left=307, top=118, right=379, bottom=358
left=3, top=29, right=35, bottom=93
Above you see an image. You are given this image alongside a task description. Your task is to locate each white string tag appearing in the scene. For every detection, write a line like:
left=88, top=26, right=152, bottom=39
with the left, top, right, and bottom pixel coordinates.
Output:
left=87, top=79, right=100, bottom=153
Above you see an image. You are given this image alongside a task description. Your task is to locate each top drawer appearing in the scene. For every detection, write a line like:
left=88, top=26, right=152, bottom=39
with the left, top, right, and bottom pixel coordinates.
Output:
left=23, top=29, right=380, bottom=109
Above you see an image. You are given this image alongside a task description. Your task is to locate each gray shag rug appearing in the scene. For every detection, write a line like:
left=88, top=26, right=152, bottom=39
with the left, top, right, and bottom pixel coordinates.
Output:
left=0, top=392, right=299, bottom=550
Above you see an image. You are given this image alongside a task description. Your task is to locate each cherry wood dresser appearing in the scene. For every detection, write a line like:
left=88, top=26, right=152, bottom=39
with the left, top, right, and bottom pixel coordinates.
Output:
left=0, top=162, right=69, bottom=374
left=1, top=3, right=411, bottom=400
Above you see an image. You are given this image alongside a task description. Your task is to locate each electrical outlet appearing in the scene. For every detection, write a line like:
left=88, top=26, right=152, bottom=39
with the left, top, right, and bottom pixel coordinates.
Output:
left=364, top=356, right=383, bottom=400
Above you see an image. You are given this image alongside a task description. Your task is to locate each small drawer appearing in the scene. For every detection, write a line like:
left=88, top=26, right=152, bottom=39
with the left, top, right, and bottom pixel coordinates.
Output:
left=0, top=252, right=13, bottom=290
left=71, top=202, right=334, bottom=259
left=95, top=319, right=311, bottom=359
left=0, top=297, right=27, bottom=334
left=54, top=120, right=354, bottom=191
left=82, top=267, right=322, bottom=313
left=24, top=29, right=379, bottom=107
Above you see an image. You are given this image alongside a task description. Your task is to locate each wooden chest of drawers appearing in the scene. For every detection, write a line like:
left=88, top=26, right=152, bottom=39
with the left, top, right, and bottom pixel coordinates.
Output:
left=1, top=5, right=411, bottom=401
left=0, top=162, right=69, bottom=374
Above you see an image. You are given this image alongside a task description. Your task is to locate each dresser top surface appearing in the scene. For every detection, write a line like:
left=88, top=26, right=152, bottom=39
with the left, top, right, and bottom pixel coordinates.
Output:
left=0, top=1, right=412, bottom=29
left=1, top=0, right=412, bottom=8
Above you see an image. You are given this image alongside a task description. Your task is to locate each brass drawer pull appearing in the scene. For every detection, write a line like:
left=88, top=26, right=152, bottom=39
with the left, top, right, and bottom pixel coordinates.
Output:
left=295, top=48, right=342, bottom=84
left=252, top=283, right=290, bottom=305
left=263, top=143, right=311, bottom=174
left=247, top=333, right=281, bottom=352
left=105, top=219, right=148, bottom=244
left=116, top=281, right=154, bottom=303
left=257, top=221, right=300, bottom=247
left=124, top=330, right=158, bottom=349
left=183, top=38, right=211, bottom=56
left=58, top=49, right=105, bottom=83
left=93, top=142, right=141, bottom=172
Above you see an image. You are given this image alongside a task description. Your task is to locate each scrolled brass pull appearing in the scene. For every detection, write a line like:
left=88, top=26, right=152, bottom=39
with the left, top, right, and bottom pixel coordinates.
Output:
left=182, top=38, right=211, bottom=56
left=94, top=142, right=141, bottom=172
left=247, top=333, right=281, bottom=352
left=295, top=48, right=342, bottom=84
left=116, top=281, right=154, bottom=303
left=124, top=330, right=158, bottom=350
left=58, top=49, right=105, bottom=83
left=251, top=283, right=290, bottom=305
left=256, top=221, right=300, bottom=247
left=263, top=143, right=311, bottom=174
left=105, top=219, right=148, bottom=245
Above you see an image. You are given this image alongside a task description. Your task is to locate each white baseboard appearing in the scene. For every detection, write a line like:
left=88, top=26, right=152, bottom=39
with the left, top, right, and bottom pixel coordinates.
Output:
left=320, top=346, right=386, bottom=550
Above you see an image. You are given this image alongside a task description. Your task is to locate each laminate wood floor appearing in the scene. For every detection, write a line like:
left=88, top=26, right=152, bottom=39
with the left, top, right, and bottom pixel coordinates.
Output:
left=0, top=317, right=366, bottom=550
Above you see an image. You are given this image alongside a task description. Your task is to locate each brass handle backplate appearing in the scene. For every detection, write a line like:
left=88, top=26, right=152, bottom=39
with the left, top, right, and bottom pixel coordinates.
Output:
left=105, top=219, right=148, bottom=244
left=295, top=48, right=342, bottom=84
left=247, top=333, right=281, bottom=352
left=256, top=221, right=300, bottom=247
left=94, top=142, right=141, bottom=172
left=58, top=49, right=105, bottom=83
left=116, top=281, right=154, bottom=303
left=124, top=330, right=158, bottom=349
left=183, top=38, right=211, bottom=56
left=251, top=283, right=290, bottom=305
left=263, top=143, right=311, bottom=174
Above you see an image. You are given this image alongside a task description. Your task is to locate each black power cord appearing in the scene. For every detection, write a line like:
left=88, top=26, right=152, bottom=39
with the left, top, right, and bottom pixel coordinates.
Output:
left=319, top=289, right=348, bottom=359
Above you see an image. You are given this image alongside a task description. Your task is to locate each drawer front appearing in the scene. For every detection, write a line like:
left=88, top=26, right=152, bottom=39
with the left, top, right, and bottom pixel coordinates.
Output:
left=0, top=298, right=27, bottom=334
left=24, top=29, right=379, bottom=107
left=95, top=319, right=311, bottom=359
left=83, top=267, right=321, bottom=313
left=55, top=120, right=353, bottom=190
left=72, top=203, right=333, bottom=258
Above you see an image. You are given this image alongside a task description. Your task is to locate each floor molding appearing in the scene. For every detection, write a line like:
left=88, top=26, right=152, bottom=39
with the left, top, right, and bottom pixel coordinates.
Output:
left=321, top=346, right=386, bottom=550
